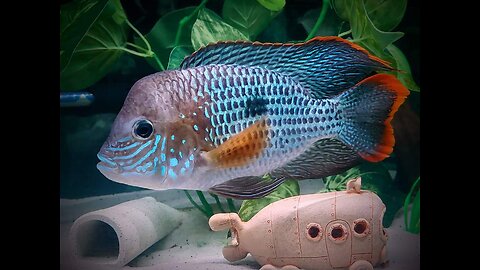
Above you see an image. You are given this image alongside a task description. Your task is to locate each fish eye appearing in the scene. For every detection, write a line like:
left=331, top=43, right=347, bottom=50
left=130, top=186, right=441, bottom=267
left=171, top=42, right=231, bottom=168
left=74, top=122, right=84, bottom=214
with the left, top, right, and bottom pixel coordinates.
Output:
left=133, top=119, right=154, bottom=140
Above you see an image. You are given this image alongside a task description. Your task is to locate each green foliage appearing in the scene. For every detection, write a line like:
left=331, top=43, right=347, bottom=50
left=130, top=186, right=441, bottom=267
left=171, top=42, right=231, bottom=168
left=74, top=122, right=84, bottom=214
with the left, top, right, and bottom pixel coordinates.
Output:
left=256, top=0, right=285, bottom=12
left=60, top=0, right=128, bottom=90
left=191, top=9, right=249, bottom=50
left=238, top=178, right=300, bottom=222
left=135, top=7, right=199, bottom=70
left=331, top=0, right=419, bottom=92
left=364, top=0, right=407, bottom=32
left=320, top=163, right=406, bottom=227
left=298, top=7, right=344, bottom=37
left=404, top=177, right=420, bottom=233
left=387, top=44, right=420, bottom=91
left=222, top=0, right=278, bottom=40
left=167, top=46, right=194, bottom=70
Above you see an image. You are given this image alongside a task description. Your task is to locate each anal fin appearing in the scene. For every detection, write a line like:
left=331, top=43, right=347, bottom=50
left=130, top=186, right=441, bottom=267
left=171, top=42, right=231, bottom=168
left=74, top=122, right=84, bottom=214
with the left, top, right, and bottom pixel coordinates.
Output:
left=209, top=176, right=286, bottom=199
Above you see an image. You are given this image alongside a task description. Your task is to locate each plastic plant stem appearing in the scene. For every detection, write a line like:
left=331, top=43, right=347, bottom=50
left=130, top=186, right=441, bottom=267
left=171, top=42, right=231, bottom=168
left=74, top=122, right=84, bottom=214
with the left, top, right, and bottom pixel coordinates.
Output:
left=126, top=19, right=165, bottom=70
left=227, top=198, right=236, bottom=212
left=338, top=29, right=352, bottom=37
left=210, top=193, right=226, bottom=212
left=184, top=190, right=209, bottom=217
left=174, top=0, right=209, bottom=47
left=196, top=191, right=214, bottom=217
left=305, top=0, right=330, bottom=41
left=403, top=176, right=420, bottom=231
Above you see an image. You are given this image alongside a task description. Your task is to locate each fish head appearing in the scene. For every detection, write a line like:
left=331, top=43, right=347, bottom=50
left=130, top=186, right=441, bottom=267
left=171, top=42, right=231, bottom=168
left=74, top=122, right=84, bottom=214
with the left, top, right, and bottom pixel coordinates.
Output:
left=97, top=72, right=208, bottom=190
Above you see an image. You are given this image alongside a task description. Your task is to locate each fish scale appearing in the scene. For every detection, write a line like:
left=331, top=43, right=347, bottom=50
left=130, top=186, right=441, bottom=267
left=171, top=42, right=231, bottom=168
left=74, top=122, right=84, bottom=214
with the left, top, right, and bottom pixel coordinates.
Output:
left=172, top=65, right=342, bottom=181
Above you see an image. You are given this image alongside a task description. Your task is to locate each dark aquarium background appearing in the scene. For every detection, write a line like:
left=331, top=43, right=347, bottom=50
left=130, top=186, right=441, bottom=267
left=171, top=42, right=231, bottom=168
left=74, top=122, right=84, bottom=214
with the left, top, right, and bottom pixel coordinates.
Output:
left=60, top=0, right=420, bottom=200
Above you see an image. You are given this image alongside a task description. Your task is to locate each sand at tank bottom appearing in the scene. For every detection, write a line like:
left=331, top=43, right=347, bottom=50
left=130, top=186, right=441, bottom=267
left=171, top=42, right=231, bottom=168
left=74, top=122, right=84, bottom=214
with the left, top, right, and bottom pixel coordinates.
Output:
left=60, top=180, right=419, bottom=270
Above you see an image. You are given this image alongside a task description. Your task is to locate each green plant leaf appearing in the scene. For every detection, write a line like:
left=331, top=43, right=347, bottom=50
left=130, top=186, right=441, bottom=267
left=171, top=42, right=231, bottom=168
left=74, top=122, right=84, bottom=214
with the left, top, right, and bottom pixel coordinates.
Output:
left=320, top=163, right=405, bottom=227
left=135, top=7, right=201, bottom=71
left=298, top=7, right=344, bottom=38
left=60, top=0, right=128, bottom=91
left=238, top=179, right=299, bottom=222
left=333, top=0, right=403, bottom=69
left=364, top=0, right=407, bottom=32
left=386, top=44, right=420, bottom=92
left=222, top=0, right=278, bottom=40
left=256, top=10, right=288, bottom=42
left=191, top=9, right=249, bottom=50
left=409, top=190, right=420, bottom=233
left=333, top=0, right=406, bottom=32
left=403, top=176, right=420, bottom=233
left=256, top=0, right=285, bottom=12
left=134, top=7, right=194, bottom=70
left=167, top=46, right=194, bottom=70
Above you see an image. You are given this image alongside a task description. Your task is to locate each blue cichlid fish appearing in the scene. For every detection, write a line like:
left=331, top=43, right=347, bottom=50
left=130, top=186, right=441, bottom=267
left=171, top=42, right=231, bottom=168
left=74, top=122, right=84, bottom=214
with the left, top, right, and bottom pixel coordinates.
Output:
left=97, top=37, right=409, bottom=199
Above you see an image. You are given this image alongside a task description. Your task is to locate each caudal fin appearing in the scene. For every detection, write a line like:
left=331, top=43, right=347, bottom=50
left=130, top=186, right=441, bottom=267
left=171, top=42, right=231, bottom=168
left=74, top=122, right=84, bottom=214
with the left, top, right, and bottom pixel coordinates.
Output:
left=337, top=74, right=409, bottom=162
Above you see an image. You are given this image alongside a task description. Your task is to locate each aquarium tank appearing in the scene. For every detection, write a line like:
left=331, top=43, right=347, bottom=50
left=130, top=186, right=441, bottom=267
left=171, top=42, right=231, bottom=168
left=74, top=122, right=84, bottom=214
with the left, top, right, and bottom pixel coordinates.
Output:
left=60, top=0, right=420, bottom=269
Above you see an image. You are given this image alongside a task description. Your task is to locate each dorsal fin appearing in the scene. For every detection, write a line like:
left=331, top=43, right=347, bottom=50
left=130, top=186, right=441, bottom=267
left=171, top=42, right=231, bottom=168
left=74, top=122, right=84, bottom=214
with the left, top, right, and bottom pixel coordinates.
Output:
left=181, top=36, right=393, bottom=99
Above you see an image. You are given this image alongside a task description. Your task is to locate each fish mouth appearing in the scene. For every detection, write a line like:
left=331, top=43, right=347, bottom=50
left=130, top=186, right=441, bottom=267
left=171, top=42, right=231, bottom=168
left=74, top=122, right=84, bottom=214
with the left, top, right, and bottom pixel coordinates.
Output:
left=96, top=153, right=122, bottom=174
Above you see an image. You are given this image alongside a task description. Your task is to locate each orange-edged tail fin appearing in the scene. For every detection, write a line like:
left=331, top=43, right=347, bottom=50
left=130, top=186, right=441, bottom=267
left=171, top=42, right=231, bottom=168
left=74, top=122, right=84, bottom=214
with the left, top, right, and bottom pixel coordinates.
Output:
left=202, top=117, right=270, bottom=168
left=337, top=74, right=409, bottom=162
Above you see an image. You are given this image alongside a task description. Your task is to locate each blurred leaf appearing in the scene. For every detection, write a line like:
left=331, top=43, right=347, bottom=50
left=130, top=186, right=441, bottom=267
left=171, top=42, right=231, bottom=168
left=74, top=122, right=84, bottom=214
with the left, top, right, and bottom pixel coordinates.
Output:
left=333, top=0, right=403, bottom=67
left=298, top=7, right=344, bottom=38
left=135, top=7, right=201, bottom=70
left=238, top=179, right=299, bottom=222
left=167, top=46, right=194, bottom=70
left=222, top=0, right=278, bottom=40
left=365, top=0, right=407, bottom=31
left=191, top=9, right=249, bottom=50
left=60, top=0, right=128, bottom=91
left=333, top=0, right=406, bottom=32
left=256, top=0, right=285, bottom=12
left=320, top=163, right=405, bottom=227
left=256, top=11, right=288, bottom=42
left=404, top=177, right=420, bottom=233
left=387, top=44, right=420, bottom=91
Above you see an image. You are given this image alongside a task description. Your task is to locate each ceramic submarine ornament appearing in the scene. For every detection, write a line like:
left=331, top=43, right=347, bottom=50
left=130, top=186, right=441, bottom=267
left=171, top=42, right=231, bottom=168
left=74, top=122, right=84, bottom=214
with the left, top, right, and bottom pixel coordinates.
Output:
left=209, top=178, right=388, bottom=270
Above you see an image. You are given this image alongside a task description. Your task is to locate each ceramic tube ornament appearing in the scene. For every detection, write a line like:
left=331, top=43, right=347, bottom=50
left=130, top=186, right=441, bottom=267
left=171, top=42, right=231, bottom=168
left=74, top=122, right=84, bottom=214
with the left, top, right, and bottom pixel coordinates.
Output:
left=209, top=178, right=388, bottom=270
left=69, top=197, right=182, bottom=267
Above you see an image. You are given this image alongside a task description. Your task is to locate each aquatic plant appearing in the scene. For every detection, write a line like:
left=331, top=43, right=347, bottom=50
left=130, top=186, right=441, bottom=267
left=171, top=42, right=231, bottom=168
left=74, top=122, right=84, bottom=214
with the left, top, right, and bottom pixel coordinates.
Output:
left=60, top=0, right=419, bottom=217
left=403, top=176, right=420, bottom=233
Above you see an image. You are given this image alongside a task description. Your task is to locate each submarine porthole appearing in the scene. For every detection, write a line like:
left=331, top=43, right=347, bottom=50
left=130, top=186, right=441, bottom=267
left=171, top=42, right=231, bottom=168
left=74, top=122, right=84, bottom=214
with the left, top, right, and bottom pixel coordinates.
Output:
left=309, top=226, right=320, bottom=238
left=328, top=223, right=348, bottom=242
left=353, top=219, right=370, bottom=237
left=305, top=223, right=323, bottom=241
left=332, top=228, right=343, bottom=238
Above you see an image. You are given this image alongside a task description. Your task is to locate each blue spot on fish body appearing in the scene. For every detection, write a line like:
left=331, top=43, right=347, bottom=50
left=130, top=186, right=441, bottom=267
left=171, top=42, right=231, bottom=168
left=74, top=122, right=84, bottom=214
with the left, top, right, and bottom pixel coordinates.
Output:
left=184, top=160, right=190, bottom=168
left=180, top=168, right=186, bottom=174
left=182, top=139, right=186, bottom=144
left=168, top=168, right=177, bottom=179
left=161, top=166, right=166, bottom=176
left=194, top=125, right=199, bottom=131
left=189, top=154, right=194, bottom=161
left=170, top=158, right=178, bottom=167
left=170, top=148, right=175, bottom=153
left=171, top=135, right=175, bottom=140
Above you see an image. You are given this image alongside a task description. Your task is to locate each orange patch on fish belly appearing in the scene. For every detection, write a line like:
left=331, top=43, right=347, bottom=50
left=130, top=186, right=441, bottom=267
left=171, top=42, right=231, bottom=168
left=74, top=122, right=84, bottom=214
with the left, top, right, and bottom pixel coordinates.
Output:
left=203, top=117, right=270, bottom=168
